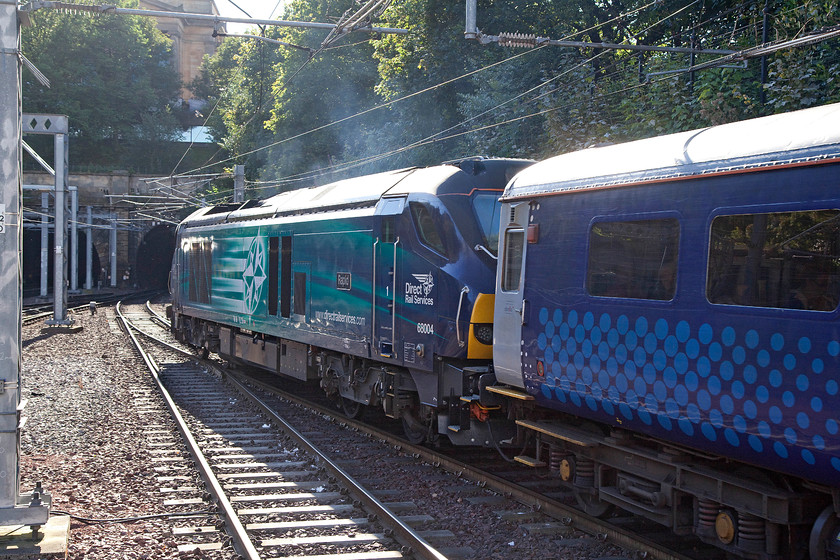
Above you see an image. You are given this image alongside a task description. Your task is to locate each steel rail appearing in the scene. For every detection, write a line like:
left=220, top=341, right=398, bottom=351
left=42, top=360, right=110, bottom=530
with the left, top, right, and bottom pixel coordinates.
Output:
left=116, top=303, right=261, bottom=560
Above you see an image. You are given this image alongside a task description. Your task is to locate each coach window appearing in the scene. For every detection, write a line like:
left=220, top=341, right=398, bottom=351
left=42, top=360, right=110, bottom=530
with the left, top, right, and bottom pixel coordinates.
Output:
left=587, top=218, right=680, bottom=300
left=502, top=228, right=525, bottom=292
left=410, top=201, right=448, bottom=257
left=707, top=210, right=840, bottom=310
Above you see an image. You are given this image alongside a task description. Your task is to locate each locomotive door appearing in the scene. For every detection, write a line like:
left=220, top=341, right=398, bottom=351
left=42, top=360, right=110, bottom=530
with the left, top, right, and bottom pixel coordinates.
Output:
left=373, top=198, right=404, bottom=360
left=493, top=202, right=529, bottom=388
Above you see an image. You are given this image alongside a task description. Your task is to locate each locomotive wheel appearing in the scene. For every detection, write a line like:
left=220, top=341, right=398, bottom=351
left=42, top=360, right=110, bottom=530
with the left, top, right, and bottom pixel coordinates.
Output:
left=809, top=505, right=840, bottom=560
left=574, top=488, right=614, bottom=518
left=197, top=345, right=209, bottom=359
left=402, top=416, right=427, bottom=444
left=341, top=397, right=365, bottom=420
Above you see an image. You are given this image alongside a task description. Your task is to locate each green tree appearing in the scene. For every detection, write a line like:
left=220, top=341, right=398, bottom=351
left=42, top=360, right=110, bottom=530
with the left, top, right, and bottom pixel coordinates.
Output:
left=22, top=0, right=182, bottom=172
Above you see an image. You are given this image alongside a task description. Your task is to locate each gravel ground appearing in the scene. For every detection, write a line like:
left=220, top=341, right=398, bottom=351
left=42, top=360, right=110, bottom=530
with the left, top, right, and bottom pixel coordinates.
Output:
left=20, top=304, right=221, bottom=560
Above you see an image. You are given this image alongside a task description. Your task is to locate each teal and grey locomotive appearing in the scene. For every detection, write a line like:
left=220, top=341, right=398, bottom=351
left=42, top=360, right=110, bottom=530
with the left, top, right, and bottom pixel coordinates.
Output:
left=169, top=157, right=531, bottom=444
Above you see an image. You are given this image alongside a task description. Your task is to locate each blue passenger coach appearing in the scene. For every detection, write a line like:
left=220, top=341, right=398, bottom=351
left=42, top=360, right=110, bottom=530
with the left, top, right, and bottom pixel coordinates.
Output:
left=169, top=158, right=531, bottom=444
left=492, top=104, right=840, bottom=559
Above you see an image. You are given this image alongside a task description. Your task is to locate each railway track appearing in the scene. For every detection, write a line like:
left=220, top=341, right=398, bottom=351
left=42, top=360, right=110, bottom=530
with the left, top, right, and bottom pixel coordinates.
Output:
left=118, top=302, right=449, bottom=560
left=131, top=301, right=726, bottom=560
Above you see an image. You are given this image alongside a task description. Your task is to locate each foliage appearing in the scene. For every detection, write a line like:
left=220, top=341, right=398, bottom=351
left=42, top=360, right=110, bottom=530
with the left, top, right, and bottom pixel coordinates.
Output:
left=21, top=0, right=183, bottom=172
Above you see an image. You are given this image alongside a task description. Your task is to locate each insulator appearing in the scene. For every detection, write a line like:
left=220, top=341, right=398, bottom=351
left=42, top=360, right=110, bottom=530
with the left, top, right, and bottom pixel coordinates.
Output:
left=498, top=32, right=538, bottom=48
left=697, top=499, right=718, bottom=529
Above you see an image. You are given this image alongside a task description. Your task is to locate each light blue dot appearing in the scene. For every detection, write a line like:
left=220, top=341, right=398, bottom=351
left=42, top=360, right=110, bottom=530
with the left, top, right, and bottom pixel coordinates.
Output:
left=664, top=367, right=677, bottom=388
left=812, top=359, right=824, bottom=374
left=784, top=354, right=796, bottom=371
left=635, top=316, right=648, bottom=336
left=556, top=387, right=568, bottom=404
left=708, top=376, right=721, bottom=395
left=732, top=381, right=745, bottom=399
left=722, top=326, right=736, bottom=346
left=832, top=458, right=840, bottom=472
left=745, top=329, right=759, bottom=349
left=686, top=339, right=700, bottom=359
left=748, top=435, right=763, bottom=452
left=583, top=312, right=595, bottom=330
left=709, top=343, right=723, bottom=362
left=619, top=403, right=633, bottom=420
left=676, top=321, right=690, bottom=343
left=769, top=406, right=783, bottom=424
left=591, top=327, right=602, bottom=345
left=598, top=370, right=608, bottom=388
left=541, top=385, right=553, bottom=399
left=769, top=370, right=782, bottom=388
left=582, top=339, right=593, bottom=358
left=582, top=367, right=593, bottom=386
left=720, top=361, right=734, bottom=381
left=701, top=423, right=717, bottom=441
left=585, top=395, right=598, bottom=411
left=784, top=427, right=797, bottom=444
left=771, top=333, right=785, bottom=351
left=721, top=395, right=734, bottom=414
left=654, top=350, right=667, bottom=371
left=758, top=421, right=771, bottom=438
left=655, top=318, right=669, bottom=340
left=627, top=389, right=638, bottom=408
left=796, top=374, right=809, bottom=392
left=827, top=380, right=838, bottom=395
left=829, top=340, right=840, bottom=356
left=559, top=323, right=570, bottom=339
left=744, top=400, right=757, bottom=419
left=644, top=332, right=658, bottom=354
left=545, top=321, right=555, bottom=338
left=658, top=415, right=673, bottom=430
left=560, top=377, right=571, bottom=391
left=710, top=408, right=724, bottom=428
left=545, top=347, right=554, bottom=364
left=616, top=374, right=628, bottom=393
left=698, top=357, right=711, bottom=377
left=811, top=397, right=823, bottom=412
left=634, top=377, right=647, bottom=396
left=644, top=364, right=656, bottom=384
left=615, top=344, right=627, bottom=364
left=625, top=361, right=637, bottom=379
left=783, top=391, right=795, bottom=407
left=654, top=381, right=667, bottom=401
left=665, top=335, right=679, bottom=357
left=675, top=384, right=689, bottom=406
left=757, top=350, right=771, bottom=368
left=575, top=325, right=586, bottom=343
left=538, top=334, right=547, bottom=351
left=685, top=371, right=699, bottom=391
left=638, top=409, right=652, bottom=425
left=675, top=353, right=688, bottom=374
left=725, top=428, right=740, bottom=447
left=814, top=434, right=826, bottom=450
left=566, top=338, right=577, bottom=355
left=774, top=442, right=789, bottom=458
left=608, top=329, right=619, bottom=348
left=733, top=415, right=747, bottom=433
left=699, top=324, right=713, bottom=345
left=744, top=365, right=758, bottom=385
left=606, top=356, right=618, bottom=376
left=634, top=347, right=646, bottom=367
left=539, top=308, right=549, bottom=324
left=829, top=419, right=840, bottom=435
left=686, top=403, right=701, bottom=423
left=732, top=346, right=745, bottom=365
left=697, top=389, right=711, bottom=411
left=552, top=335, right=563, bottom=353
left=679, top=417, right=694, bottom=435
left=599, top=313, right=611, bottom=332
left=797, top=412, right=810, bottom=429
left=602, top=399, right=614, bottom=415
left=799, top=337, right=812, bottom=354
left=559, top=350, right=569, bottom=366
left=568, top=310, right=578, bottom=327
left=570, top=391, right=581, bottom=407
left=644, top=393, right=659, bottom=412
left=626, top=331, right=638, bottom=350
left=617, top=315, right=629, bottom=334
left=756, top=385, right=769, bottom=403
left=802, top=449, right=816, bottom=465
left=553, top=309, right=563, bottom=325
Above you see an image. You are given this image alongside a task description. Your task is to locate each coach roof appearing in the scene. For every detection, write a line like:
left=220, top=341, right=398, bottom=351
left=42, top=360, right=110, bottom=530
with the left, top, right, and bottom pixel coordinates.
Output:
left=504, top=102, right=840, bottom=201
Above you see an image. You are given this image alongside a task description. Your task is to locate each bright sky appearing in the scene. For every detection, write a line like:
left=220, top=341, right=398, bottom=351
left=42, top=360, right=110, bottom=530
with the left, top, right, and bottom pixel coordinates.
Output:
left=215, top=0, right=288, bottom=33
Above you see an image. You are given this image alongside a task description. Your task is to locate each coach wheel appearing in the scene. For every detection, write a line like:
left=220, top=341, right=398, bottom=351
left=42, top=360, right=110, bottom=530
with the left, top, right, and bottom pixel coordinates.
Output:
left=574, top=488, right=614, bottom=518
left=197, top=345, right=209, bottom=359
left=341, top=397, right=365, bottom=420
left=809, top=505, right=840, bottom=560
left=402, top=416, right=427, bottom=444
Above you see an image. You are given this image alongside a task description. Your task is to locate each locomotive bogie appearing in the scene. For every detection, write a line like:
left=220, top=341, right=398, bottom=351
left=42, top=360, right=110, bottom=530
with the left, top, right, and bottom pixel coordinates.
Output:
left=495, top=103, right=840, bottom=559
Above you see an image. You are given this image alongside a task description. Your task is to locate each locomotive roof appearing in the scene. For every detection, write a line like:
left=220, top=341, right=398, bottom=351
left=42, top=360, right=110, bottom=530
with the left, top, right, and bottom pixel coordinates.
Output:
left=503, top=102, right=840, bottom=200
left=179, top=158, right=529, bottom=228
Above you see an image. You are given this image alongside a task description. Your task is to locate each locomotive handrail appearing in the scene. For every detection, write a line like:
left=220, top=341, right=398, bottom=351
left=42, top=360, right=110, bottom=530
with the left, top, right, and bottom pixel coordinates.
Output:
left=391, top=238, right=399, bottom=357
left=456, top=286, right=469, bottom=347
left=372, top=237, right=378, bottom=344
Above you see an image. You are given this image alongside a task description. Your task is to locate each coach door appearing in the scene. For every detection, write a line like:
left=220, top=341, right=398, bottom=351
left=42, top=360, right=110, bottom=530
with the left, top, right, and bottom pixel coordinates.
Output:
left=373, top=197, right=405, bottom=360
left=493, top=202, right=529, bottom=388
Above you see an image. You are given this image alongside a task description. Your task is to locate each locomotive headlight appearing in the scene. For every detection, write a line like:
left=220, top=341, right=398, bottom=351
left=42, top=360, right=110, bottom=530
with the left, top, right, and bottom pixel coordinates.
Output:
left=474, top=323, right=493, bottom=346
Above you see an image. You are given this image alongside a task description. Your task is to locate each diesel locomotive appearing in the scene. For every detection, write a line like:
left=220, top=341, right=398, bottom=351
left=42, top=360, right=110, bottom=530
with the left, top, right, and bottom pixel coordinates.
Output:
left=490, top=102, right=840, bottom=560
left=169, top=157, right=532, bottom=445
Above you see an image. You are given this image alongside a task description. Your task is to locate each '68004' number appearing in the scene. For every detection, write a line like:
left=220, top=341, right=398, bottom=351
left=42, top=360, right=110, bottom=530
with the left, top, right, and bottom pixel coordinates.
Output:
left=416, top=322, right=434, bottom=335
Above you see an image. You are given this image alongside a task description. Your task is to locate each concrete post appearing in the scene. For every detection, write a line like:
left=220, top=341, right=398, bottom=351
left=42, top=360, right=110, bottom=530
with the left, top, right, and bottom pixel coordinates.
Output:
left=85, top=206, right=92, bottom=290
left=0, top=0, right=50, bottom=526
left=48, top=131, right=70, bottom=324
left=40, top=192, right=48, bottom=297
left=234, top=164, right=244, bottom=203
left=110, top=214, right=117, bottom=287
left=69, top=187, right=77, bottom=292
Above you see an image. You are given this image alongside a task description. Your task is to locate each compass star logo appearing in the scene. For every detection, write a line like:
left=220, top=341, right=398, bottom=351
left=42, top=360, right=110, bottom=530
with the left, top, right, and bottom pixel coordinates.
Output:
left=412, top=272, right=435, bottom=297
left=243, top=236, right=267, bottom=314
